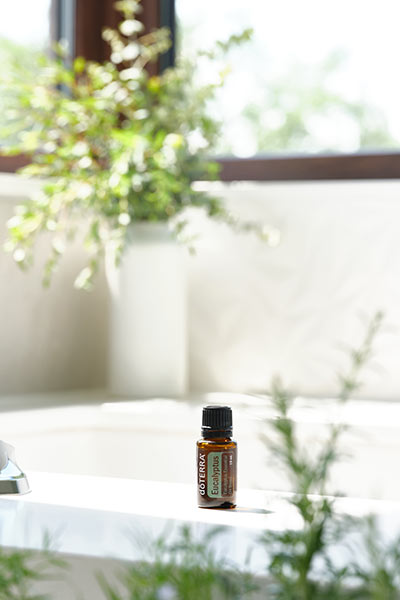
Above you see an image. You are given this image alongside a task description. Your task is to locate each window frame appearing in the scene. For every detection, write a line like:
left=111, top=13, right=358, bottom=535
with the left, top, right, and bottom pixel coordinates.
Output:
left=0, top=0, right=72, bottom=173
left=173, top=0, right=400, bottom=181
left=217, top=152, right=400, bottom=181
left=1, top=0, right=400, bottom=179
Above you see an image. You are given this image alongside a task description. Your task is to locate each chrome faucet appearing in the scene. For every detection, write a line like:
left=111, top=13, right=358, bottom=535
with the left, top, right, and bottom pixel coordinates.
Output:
left=0, top=441, right=30, bottom=494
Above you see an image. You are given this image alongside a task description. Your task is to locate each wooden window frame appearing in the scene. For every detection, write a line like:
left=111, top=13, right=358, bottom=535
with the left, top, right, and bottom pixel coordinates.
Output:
left=217, top=152, right=400, bottom=181
left=2, top=0, right=400, bottom=180
left=0, top=0, right=71, bottom=173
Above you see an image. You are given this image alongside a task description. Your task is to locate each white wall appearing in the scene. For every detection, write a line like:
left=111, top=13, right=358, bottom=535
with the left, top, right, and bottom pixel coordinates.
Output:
left=188, top=181, right=400, bottom=399
left=1, top=174, right=400, bottom=398
left=0, top=175, right=108, bottom=394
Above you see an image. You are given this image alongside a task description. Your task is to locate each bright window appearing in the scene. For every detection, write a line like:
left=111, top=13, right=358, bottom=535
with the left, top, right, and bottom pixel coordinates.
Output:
left=0, top=0, right=52, bottom=63
left=0, top=0, right=52, bottom=141
left=176, top=0, right=400, bottom=158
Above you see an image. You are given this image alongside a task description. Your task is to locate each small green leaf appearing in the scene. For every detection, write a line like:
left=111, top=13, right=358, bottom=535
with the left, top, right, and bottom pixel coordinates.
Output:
left=73, top=56, right=86, bottom=74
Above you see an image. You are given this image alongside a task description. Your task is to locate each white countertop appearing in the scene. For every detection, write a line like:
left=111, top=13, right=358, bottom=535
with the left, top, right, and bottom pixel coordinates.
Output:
left=0, top=472, right=290, bottom=573
left=2, top=472, right=400, bottom=575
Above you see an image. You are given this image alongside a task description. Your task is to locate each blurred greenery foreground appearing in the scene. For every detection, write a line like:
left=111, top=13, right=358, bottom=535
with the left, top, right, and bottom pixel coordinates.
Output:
left=0, top=0, right=275, bottom=290
left=4, top=311, right=400, bottom=599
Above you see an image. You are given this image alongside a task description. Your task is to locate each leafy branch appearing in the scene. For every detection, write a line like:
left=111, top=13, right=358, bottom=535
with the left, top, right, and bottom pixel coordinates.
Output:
left=0, top=535, right=66, bottom=600
left=260, top=311, right=384, bottom=600
left=99, top=525, right=255, bottom=600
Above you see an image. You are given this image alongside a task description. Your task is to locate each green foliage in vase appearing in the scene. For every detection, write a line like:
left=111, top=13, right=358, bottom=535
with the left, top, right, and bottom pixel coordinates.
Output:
left=0, top=0, right=263, bottom=289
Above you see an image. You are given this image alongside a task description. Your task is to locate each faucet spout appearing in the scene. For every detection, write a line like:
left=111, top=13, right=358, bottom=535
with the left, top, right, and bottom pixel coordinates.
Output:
left=0, top=441, right=30, bottom=495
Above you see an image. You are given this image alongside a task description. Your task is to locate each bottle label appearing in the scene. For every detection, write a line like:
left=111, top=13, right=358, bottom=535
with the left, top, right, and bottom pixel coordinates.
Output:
left=207, top=451, right=234, bottom=498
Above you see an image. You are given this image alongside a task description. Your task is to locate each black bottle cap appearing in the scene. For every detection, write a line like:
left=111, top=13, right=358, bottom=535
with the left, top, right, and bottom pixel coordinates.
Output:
left=201, top=405, right=233, bottom=437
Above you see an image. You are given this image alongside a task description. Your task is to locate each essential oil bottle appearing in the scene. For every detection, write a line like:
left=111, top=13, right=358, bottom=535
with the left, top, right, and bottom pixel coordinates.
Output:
left=197, top=405, right=237, bottom=509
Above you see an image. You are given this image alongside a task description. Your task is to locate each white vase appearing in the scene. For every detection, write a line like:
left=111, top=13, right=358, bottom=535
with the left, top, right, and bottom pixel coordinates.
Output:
left=106, top=222, right=187, bottom=398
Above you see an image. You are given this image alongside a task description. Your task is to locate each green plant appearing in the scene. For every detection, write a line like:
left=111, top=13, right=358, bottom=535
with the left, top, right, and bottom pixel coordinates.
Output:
left=347, top=515, right=400, bottom=600
left=0, top=0, right=269, bottom=289
left=5, top=312, right=400, bottom=600
left=259, top=311, right=384, bottom=599
left=0, top=537, right=66, bottom=600
left=99, top=525, right=256, bottom=600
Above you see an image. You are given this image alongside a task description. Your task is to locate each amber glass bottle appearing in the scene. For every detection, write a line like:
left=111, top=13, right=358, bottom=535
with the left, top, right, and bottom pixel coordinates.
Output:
left=197, top=405, right=237, bottom=509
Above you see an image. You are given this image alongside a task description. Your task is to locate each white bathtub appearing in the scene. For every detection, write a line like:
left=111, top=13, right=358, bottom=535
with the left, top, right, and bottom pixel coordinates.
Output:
left=8, top=471, right=400, bottom=600
left=2, top=389, right=400, bottom=501
left=3, top=389, right=400, bottom=600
